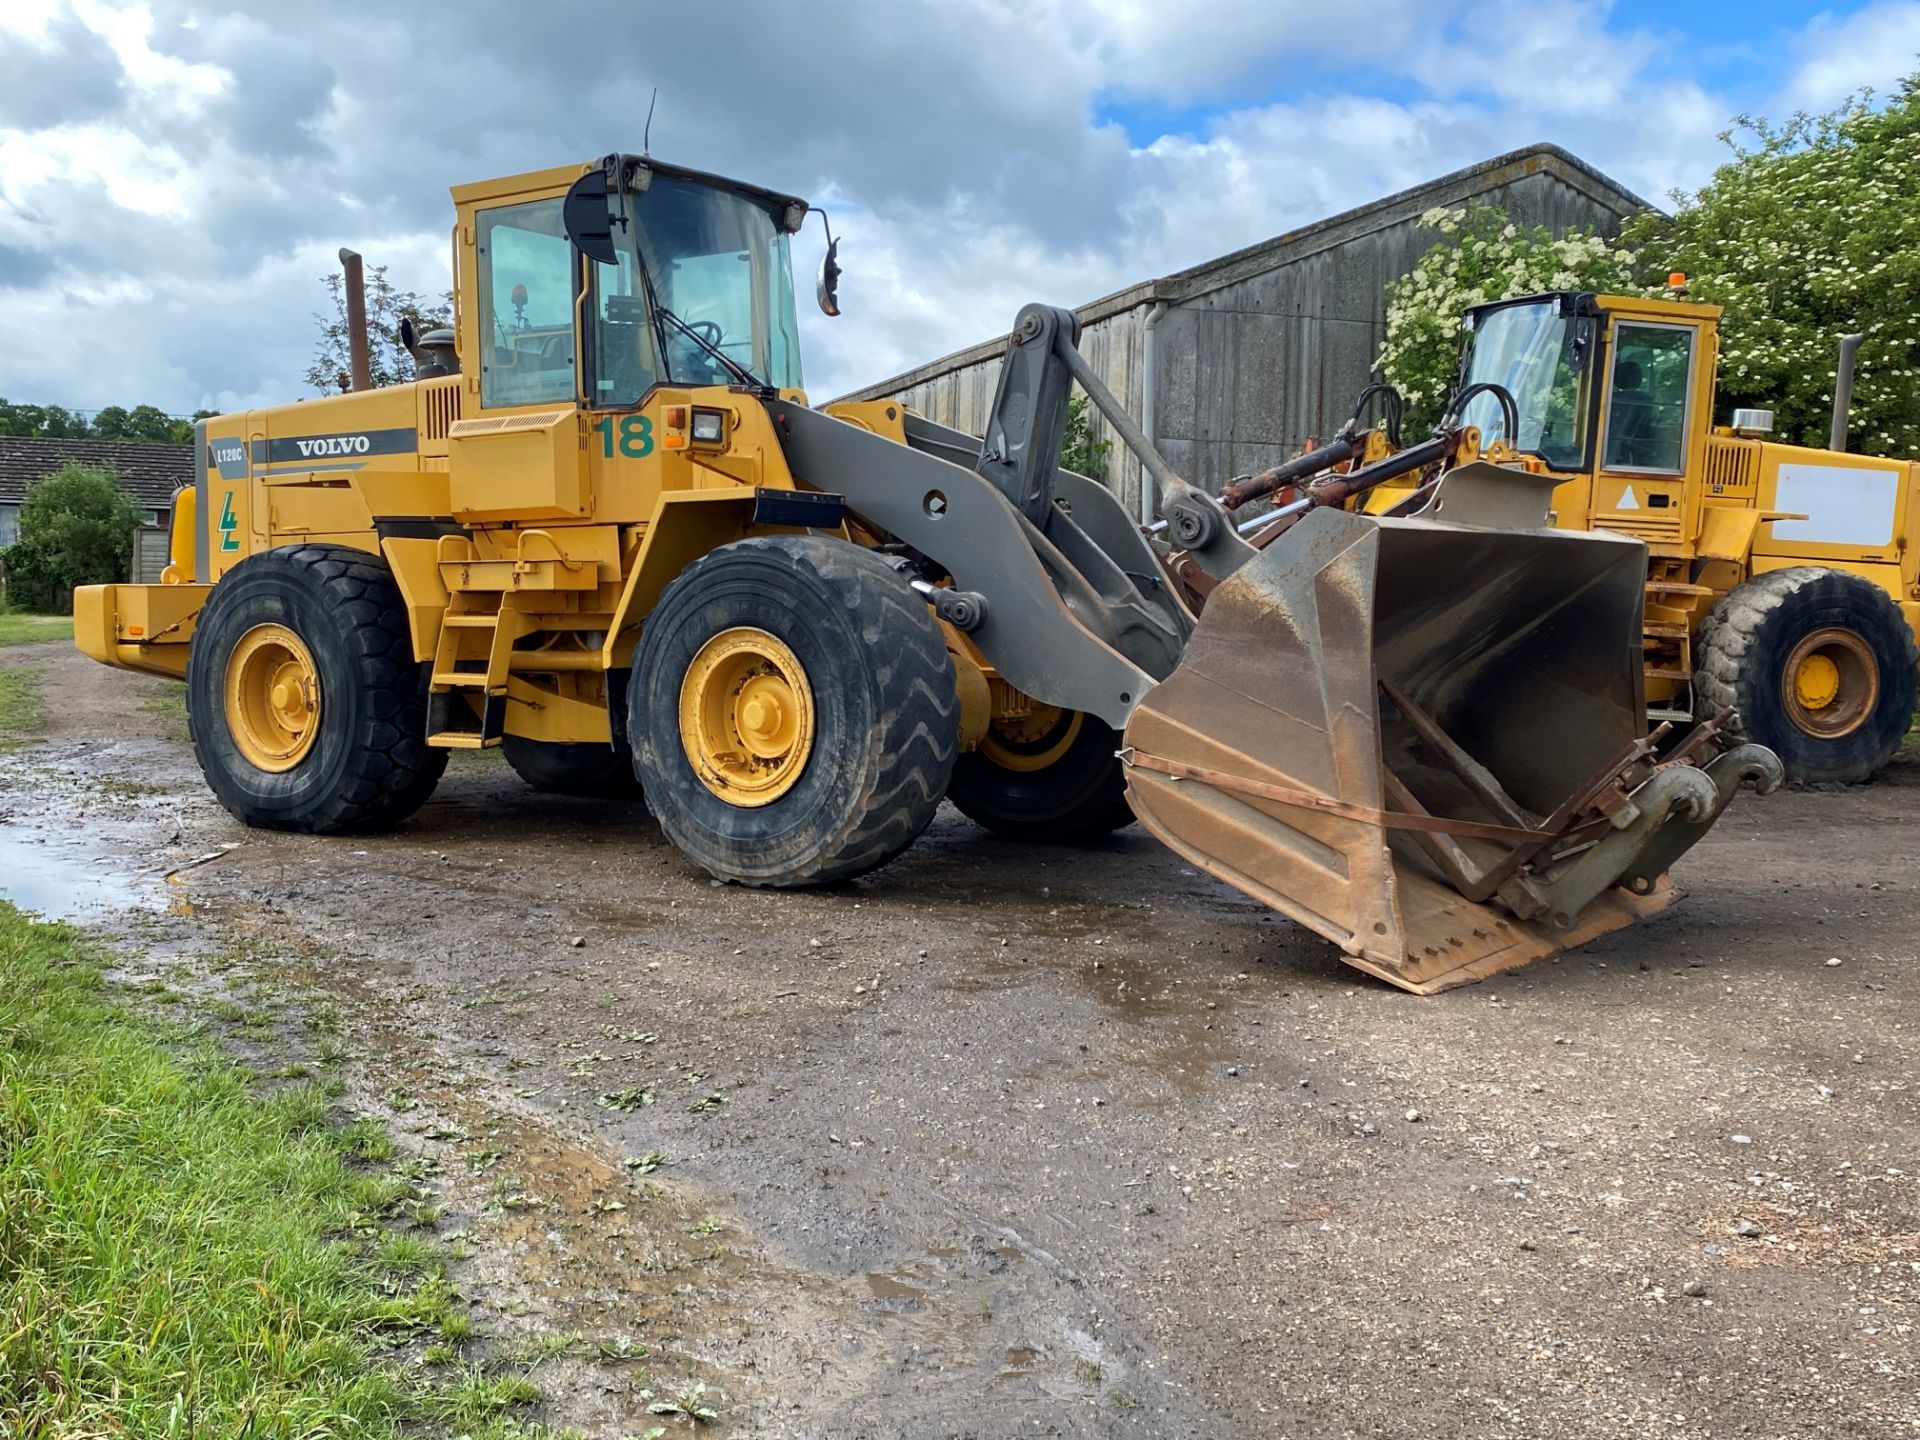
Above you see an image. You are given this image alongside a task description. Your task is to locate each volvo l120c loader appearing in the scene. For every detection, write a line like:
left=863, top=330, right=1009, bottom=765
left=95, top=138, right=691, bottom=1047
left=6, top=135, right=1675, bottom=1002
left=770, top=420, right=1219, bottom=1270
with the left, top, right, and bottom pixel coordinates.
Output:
left=74, top=154, right=1781, bottom=994
left=1208, top=288, right=1920, bottom=786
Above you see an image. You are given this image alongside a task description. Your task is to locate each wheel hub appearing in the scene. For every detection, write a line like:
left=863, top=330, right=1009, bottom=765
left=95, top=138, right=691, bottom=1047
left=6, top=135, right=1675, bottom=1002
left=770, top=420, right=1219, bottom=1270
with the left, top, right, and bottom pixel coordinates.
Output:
left=1782, top=627, right=1878, bottom=739
left=679, top=627, right=815, bottom=807
left=979, top=701, right=1082, bottom=773
left=224, top=622, right=322, bottom=771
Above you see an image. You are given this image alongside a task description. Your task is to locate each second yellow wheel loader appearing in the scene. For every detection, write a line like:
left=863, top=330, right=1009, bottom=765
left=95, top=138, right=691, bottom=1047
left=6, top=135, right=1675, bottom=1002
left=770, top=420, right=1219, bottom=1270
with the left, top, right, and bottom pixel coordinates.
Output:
left=1210, top=288, right=1920, bottom=786
left=74, top=153, right=1781, bottom=994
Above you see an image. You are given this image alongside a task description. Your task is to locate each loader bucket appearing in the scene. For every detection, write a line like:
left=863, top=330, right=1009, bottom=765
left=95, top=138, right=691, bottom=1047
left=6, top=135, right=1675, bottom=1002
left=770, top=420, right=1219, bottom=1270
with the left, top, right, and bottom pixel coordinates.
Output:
left=1122, top=469, right=1779, bottom=994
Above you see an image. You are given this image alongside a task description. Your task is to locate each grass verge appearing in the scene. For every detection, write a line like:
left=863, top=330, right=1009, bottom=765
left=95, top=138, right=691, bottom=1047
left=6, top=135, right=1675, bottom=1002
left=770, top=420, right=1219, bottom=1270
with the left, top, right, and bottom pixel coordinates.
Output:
left=141, top=677, right=189, bottom=740
left=0, top=903, right=559, bottom=1436
left=0, top=610, right=72, bottom=648
left=0, top=668, right=44, bottom=752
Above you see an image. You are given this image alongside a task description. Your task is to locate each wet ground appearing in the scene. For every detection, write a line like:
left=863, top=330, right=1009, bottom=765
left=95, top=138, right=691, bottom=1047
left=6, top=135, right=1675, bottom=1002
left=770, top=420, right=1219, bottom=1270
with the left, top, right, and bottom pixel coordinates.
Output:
left=4, top=636, right=1917, bottom=1438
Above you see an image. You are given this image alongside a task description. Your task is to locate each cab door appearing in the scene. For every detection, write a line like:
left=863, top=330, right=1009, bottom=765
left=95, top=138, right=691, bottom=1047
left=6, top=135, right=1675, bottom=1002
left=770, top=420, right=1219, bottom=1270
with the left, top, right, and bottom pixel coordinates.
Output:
left=1590, top=316, right=1703, bottom=554
left=447, top=194, right=589, bottom=524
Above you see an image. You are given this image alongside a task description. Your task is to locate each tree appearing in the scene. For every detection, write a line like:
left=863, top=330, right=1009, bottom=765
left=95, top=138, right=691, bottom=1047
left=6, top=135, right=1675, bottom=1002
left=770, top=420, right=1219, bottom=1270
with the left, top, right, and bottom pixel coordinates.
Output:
left=1623, top=76, right=1920, bottom=456
left=306, top=265, right=454, bottom=393
left=90, top=403, right=196, bottom=443
left=0, top=399, right=92, bottom=439
left=1060, top=390, right=1112, bottom=482
left=1377, top=206, right=1639, bottom=432
left=0, top=399, right=202, bottom=442
left=0, top=463, right=143, bottom=613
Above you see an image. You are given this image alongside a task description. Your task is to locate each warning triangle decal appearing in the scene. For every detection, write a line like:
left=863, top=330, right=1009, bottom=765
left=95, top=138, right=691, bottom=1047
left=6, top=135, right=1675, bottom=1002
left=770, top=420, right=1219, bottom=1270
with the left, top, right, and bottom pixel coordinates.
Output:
left=1617, top=487, right=1639, bottom=509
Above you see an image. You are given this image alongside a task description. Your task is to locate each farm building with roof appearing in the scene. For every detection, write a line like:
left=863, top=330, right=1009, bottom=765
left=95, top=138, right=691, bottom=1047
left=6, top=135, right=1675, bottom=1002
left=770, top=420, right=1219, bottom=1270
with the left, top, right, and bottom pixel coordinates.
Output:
left=0, top=435, right=193, bottom=583
left=843, top=143, right=1649, bottom=520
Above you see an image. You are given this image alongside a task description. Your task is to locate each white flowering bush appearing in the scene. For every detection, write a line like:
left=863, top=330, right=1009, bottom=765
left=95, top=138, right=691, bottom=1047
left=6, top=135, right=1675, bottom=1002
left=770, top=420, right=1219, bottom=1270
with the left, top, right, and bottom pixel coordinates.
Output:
left=1624, top=76, right=1920, bottom=457
left=1378, top=206, right=1638, bottom=432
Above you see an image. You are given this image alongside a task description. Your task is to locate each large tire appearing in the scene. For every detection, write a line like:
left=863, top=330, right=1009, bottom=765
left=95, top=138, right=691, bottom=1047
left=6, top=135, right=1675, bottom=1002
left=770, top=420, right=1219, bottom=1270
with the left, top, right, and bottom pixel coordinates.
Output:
left=629, top=535, right=958, bottom=885
left=501, top=735, right=643, bottom=800
left=948, top=708, right=1133, bottom=842
left=187, top=544, right=446, bottom=833
left=1695, top=567, right=1918, bottom=785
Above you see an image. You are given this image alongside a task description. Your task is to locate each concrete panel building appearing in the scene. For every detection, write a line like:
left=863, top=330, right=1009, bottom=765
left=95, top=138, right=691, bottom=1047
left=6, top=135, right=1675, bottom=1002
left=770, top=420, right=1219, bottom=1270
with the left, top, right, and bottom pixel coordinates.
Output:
left=843, top=144, right=1646, bottom=519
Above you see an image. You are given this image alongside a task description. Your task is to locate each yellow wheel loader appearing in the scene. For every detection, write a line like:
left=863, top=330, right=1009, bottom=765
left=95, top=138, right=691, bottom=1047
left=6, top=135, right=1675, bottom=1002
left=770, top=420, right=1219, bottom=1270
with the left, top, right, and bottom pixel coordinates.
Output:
left=1213, top=289, right=1920, bottom=786
left=74, top=155, right=1781, bottom=993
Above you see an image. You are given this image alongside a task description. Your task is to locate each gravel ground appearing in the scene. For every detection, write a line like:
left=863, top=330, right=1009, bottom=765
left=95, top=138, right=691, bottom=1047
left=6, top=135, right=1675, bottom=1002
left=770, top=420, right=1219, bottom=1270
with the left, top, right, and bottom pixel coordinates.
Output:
left=3, top=637, right=1916, bottom=1439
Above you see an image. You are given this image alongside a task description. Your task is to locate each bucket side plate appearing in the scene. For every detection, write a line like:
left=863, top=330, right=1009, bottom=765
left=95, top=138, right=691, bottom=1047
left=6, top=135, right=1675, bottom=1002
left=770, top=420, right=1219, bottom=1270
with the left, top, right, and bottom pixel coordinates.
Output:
left=1122, top=504, right=1675, bottom=994
left=1123, top=508, right=1406, bottom=964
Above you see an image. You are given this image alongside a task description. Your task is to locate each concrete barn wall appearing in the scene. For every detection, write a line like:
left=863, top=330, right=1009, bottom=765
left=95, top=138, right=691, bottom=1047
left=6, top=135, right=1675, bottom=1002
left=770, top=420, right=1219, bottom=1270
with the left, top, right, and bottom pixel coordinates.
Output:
left=844, top=146, right=1646, bottom=519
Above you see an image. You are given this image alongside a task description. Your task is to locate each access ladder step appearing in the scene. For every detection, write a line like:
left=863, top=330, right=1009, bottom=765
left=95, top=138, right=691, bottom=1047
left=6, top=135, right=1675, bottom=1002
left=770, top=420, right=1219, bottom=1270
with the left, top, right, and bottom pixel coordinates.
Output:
left=426, top=689, right=505, bottom=747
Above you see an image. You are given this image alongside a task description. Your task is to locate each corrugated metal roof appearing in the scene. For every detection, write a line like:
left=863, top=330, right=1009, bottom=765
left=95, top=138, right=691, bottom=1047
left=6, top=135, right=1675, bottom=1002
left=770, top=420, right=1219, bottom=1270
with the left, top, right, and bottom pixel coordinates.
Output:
left=0, top=436, right=192, bottom=509
left=841, top=143, right=1648, bottom=402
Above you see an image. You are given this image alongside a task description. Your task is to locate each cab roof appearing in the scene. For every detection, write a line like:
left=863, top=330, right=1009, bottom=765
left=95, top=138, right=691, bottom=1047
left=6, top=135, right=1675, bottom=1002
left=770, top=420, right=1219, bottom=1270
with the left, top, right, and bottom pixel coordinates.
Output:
left=1463, top=290, right=1722, bottom=327
left=451, top=154, right=810, bottom=229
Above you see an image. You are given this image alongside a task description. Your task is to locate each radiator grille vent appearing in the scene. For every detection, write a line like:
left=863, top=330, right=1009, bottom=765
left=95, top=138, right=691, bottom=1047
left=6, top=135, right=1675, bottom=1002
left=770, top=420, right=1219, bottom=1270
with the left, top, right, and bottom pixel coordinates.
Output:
left=1703, top=437, right=1757, bottom=491
left=424, top=384, right=462, bottom=442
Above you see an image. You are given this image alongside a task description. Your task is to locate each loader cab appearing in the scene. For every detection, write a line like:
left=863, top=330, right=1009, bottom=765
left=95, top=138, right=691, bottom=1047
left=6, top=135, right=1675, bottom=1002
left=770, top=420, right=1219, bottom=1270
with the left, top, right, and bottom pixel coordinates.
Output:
left=452, top=155, right=810, bottom=417
left=1458, top=291, right=1718, bottom=530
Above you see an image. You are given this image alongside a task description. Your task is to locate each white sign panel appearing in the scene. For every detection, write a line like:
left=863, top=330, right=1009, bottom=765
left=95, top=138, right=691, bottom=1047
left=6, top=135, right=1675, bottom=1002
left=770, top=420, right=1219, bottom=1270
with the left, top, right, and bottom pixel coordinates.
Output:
left=1771, top=463, right=1902, bottom=547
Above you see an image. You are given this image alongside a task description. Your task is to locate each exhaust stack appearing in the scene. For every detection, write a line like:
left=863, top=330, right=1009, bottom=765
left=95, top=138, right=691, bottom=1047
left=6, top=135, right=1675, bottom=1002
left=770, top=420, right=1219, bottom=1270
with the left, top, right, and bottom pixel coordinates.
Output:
left=1830, top=332, right=1865, bottom=452
left=338, top=247, right=372, bottom=393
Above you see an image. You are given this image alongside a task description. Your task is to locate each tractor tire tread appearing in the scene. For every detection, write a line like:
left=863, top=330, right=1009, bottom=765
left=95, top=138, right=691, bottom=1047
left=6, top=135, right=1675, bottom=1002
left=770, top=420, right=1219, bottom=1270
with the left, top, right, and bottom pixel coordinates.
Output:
left=501, top=734, right=644, bottom=800
left=1694, top=566, right=1917, bottom=785
left=947, top=713, right=1135, bottom=843
left=632, top=535, right=957, bottom=887
left=188, top=543, right=446, bottom=833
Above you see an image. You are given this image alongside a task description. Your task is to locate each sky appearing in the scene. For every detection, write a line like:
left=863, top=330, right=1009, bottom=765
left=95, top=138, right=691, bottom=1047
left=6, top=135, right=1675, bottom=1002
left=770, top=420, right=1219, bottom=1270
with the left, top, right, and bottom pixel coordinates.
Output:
left=0, top=0, right=1916, bottom=416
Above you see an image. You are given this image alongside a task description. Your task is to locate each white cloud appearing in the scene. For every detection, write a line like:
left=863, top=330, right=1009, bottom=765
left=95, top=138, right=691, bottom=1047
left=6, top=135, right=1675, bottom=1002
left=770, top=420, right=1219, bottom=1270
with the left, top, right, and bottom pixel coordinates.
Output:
left=71, top=0, right=225, bottom=106
left=1078, top=0, right=1437, bottom=100
left=0, top=0, right=1911, bottom=412
left=0, top=2, right=65, bottom=40
left=1779, top=1, right=1920, bottom=111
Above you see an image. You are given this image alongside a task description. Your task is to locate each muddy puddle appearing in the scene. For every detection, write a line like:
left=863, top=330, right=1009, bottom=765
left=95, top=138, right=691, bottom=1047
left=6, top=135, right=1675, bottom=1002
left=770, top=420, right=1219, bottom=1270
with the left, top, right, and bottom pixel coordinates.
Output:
left=0, top=819, right=169, bottom=922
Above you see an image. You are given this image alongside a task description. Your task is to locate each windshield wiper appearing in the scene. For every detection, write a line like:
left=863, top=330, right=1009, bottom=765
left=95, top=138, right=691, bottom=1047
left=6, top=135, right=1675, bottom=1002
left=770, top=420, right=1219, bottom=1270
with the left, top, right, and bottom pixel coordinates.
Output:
left=656, top=303, right=767, bottom=390
left=628, top=242, right=767, bottom=391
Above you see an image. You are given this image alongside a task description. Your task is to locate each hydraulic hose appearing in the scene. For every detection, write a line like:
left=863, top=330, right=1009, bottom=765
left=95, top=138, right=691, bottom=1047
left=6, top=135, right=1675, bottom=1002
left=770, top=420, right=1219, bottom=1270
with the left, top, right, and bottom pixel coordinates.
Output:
left=1440, top=382, right=1520, bottom=448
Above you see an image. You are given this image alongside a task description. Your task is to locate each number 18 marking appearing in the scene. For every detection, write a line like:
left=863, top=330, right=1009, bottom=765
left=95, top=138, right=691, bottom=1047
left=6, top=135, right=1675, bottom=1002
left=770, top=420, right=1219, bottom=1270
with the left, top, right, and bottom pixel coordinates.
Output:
left=593, top=414, right=653, bottom=459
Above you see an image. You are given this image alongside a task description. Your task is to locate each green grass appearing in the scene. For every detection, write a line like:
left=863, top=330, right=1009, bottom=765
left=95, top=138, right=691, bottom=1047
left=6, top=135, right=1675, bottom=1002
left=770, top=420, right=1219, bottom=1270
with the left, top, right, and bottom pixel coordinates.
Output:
left=0, top=902, right=549, bottom=1436
left=141, top=679, right=187, bottom=718
left=0, top=610, right=71, bottom=648
left=0, top=667, right=44, bottom=752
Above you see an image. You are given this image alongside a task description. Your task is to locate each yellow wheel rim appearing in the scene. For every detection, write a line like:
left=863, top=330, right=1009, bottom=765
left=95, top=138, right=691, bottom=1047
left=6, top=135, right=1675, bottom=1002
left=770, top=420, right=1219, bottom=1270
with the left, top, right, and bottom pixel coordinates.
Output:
left=979, top=703, right=1082, bottom=773
left=224, top=622, right=321, bottom=772
left=1783, top=627, right=1878, bottom=739
left=678, top=627, right=815, bottom=807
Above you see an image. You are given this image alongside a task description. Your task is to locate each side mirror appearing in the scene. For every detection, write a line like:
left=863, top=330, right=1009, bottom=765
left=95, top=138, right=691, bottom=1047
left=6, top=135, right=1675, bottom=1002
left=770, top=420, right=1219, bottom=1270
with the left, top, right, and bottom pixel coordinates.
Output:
left=1568, top=316, right=1595, bottom=371
left=398, top=315, right=419, bottom=357
left=563, top=166, right=621, bottom=266
left=816, top=236, right=841, bottom=317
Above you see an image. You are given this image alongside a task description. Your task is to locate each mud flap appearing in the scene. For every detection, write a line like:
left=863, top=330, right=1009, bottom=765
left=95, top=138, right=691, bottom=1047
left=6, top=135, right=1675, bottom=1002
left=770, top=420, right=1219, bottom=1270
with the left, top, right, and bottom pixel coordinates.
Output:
left=1121, top=497, right=1733, bottom=994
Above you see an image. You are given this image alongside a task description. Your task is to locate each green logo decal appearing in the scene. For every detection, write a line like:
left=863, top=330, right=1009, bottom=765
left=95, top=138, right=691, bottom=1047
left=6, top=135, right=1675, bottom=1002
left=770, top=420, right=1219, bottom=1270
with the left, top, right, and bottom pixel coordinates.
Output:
left=218, top=490, right=240, bottom=552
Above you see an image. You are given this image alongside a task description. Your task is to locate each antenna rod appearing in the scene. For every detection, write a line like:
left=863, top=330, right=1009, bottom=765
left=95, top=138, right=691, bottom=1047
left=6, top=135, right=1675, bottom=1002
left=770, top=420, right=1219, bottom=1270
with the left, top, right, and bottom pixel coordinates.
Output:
left=643, top=88, right=658, bottom=156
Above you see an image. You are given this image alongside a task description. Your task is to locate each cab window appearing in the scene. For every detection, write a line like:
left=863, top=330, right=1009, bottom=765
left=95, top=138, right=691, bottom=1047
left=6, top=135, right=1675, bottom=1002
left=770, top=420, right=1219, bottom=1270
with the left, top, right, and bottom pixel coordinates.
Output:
left=588, top=242, right=661, bottom=406
left=1602, top=323, right=1693, bottom=472
left=477, top=198, right=576, bottom=408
